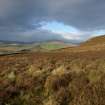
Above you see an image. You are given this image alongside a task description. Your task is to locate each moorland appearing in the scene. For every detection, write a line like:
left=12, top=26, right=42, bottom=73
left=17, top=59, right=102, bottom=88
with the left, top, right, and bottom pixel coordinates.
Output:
left=0, top=35, right=105, bottom=105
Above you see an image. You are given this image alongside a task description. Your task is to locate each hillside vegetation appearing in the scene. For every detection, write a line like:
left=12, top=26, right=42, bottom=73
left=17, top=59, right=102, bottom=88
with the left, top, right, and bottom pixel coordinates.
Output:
left=0, top=35, right=105, bottom=105
left=81, top=35, right=105, bottom=46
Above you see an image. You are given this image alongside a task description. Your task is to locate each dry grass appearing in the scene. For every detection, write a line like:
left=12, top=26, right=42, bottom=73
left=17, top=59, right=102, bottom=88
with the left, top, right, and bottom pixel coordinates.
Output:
left=0, top=40, right=105, bottom=105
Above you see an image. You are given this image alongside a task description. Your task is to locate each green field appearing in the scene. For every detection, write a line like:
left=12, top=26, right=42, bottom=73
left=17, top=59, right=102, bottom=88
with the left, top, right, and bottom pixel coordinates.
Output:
left=40, top=42, right=69, bottom=50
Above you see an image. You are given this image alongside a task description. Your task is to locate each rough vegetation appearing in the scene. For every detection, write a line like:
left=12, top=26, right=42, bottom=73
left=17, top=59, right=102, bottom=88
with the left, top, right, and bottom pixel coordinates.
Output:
left=0, top=36, right=105, bottom=105
left=0, top=50, right=105, bottom=105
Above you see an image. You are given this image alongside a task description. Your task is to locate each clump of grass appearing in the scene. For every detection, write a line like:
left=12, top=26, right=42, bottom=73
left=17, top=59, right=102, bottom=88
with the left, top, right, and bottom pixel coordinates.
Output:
left=87, top=70, right=103, bottom=83
left=68, top=72, right=89, bottom=99
left=44, top=73, right=71, bottom=97
left=28, top=65, right=42, bottom=77
left=55, top=87, right=71, bottom=105
left=8, top=71, right=16, bottom=82
left=51, top=66, right=66, bottom=75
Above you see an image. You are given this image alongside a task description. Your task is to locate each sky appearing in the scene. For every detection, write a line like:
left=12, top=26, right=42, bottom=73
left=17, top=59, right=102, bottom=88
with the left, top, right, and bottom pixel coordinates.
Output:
left=0, top=0, right=105, bottom=42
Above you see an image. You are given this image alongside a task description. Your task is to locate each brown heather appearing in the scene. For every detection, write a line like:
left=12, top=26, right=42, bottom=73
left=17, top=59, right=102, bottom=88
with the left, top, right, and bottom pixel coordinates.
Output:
left=0, top=35, right=105, bottom=105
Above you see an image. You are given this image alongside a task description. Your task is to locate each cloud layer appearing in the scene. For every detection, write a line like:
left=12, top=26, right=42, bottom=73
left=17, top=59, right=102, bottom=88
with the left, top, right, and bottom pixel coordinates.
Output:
left=0, top=0, right=105, bottom=42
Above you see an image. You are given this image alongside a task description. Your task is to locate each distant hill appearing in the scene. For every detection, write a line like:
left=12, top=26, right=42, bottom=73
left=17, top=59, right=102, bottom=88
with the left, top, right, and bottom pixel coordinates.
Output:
left=0, top=40, right=75, bottom=55
left=0, top=39, right=80, bottom=44
left=29, top=40, right=76, bottom=52
left=0, top=40, right=28, bottom=44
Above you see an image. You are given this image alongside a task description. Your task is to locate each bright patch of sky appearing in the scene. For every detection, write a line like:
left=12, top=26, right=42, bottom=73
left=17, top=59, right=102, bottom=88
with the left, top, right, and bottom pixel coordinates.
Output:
left=93, top=30, right=105, bottom=36
left=39, top=21, right=105, bottom=41
left=40, top=21, right=79, bottom=34
left=40, top=21, right=83, bottom=40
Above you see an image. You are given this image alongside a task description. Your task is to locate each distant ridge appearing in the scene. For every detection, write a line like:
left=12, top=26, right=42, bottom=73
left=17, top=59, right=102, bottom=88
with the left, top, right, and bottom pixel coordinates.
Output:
left=0, top=39, right=80, bottom=45
left=0, top=40, right=28, bottom=44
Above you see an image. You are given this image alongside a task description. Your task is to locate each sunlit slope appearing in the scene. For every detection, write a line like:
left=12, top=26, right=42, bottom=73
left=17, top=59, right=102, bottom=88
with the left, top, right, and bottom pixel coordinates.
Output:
left=81, top=35, right=105, bottom=46
left=58, top=35, right=105, bottom=52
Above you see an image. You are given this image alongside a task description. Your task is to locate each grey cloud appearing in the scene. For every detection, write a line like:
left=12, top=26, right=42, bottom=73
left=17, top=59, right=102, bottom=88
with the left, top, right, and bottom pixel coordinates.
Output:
left=0, top=29, right=65, bottom=42
left=0, top=0, right=105, bottom=41
left=49, top=0, right=105, bottom=30
left=1, top=0, right=105, bottom=30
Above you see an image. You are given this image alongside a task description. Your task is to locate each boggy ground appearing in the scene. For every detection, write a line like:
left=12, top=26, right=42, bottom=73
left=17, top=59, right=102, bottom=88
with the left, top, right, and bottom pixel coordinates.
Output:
left=0, top=50, right=105, bottom=105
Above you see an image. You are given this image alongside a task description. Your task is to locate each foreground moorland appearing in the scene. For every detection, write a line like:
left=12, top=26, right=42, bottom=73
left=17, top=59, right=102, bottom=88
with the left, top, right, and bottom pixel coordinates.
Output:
left=0, top=35, right=105, bottom=105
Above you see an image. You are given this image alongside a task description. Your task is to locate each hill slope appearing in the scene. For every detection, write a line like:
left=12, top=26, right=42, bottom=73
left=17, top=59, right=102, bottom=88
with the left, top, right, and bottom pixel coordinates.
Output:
left=58, top=35, right=105, bottom=52
left=81, top=35, right=105, bottom=46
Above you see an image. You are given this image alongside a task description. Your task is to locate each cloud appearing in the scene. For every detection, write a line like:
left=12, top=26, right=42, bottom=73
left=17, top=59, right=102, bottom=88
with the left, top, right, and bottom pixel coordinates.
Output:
left=0, top=0, right=105, bottom=42
left=0, top=28, right=65, bottom=42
